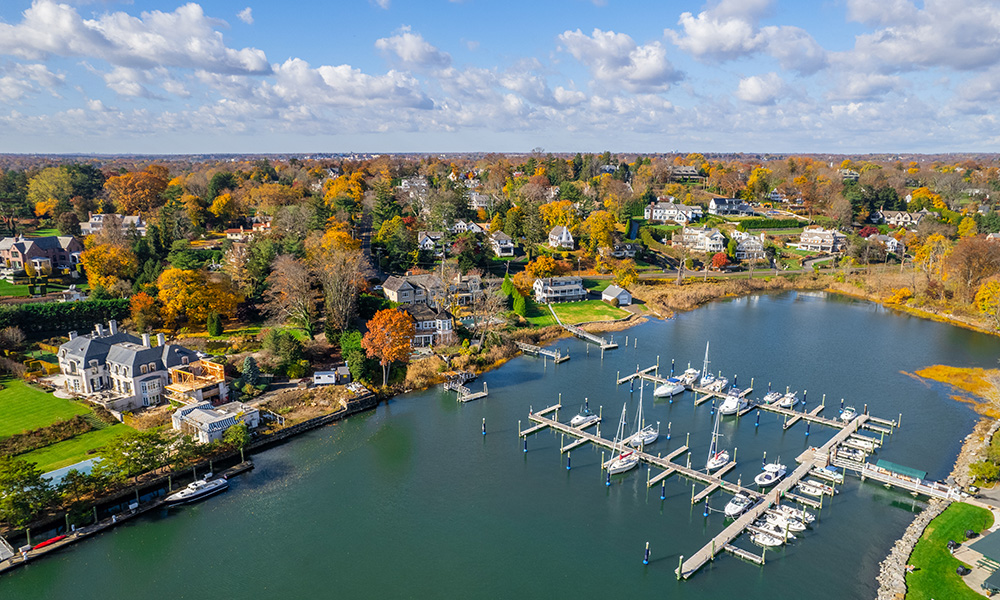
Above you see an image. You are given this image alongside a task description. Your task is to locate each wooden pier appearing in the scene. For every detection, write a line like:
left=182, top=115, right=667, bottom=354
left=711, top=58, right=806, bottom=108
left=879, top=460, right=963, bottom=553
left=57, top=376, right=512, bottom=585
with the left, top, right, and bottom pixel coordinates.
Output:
left=693, top=385, right=753, bottom=406
left=723, top=543, right=765, bottom=565
left=515, top=341, right=570, bottom=363
left=444, top=380, right=489, bottom=402
left=616, top=365, right=667, bottom=386
left=832, top=459, right=963, bottom=500
left=547, top=305, right=617, bottom=350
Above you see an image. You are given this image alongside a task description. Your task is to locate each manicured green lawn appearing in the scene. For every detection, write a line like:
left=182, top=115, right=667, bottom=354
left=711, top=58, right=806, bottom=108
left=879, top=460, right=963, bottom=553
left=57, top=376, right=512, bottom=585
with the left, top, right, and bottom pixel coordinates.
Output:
left=0, top=280, right=30, bottom=297
left=26, top=227, right=58, bottom=237
left=0, top=379, right=92, bottom=438
left=906, top=502, right=994, bottom=600
left=21, top=424, right=134, bottom=472
left=524, top=301, right=556, bottom=327
left=584, top=278, right=612, bottom=293
left=552, top=300, right=628, bottom=324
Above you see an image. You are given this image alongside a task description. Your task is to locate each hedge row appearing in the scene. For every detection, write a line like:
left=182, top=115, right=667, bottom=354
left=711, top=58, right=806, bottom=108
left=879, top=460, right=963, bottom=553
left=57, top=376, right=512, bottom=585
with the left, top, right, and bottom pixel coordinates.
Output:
left=0, top=299, right=130, bottom=333
left=736, top=218, right=803, bottom=231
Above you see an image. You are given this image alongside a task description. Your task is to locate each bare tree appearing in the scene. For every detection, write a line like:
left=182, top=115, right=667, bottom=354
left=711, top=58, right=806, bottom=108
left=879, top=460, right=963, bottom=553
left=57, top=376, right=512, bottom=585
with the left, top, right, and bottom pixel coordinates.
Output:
left=263, top=254, right=317, bottom=339
left=469, top=279, right=507, bottom=346
left=311, top=247, right=370, bottom=333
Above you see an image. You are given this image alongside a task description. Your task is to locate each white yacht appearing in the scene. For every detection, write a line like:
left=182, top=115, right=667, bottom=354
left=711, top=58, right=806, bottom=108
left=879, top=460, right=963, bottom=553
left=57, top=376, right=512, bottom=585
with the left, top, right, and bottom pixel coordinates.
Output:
left=777, top=391, right=799, bottom=409
left=754, top=519, right=797, bottom=541
left=840, top=406, right=858, bottom=422
left=707, top=376, right=729, bottom=393
left=754, top=461, right=787, bottom=487
left=164, top=476, right=228, bottom=505
left=570, top=401, right=600, bottom=428
left=837, top=446, right=867, bottom=462
left=751, top=531, right=784, bottom=547
left=653, top=377, right=685, bottom=398
left=679, top=367, right=701, bottom=387
left=628, top=382, right=659, bottom=448
left=607, top=403, right=639, bottom=474
left=773, top=504, right=815, bottom=524
left=762, top=391, right=782, bottom=404
left=764, top=511, right=807, bottom=532
left=718, top=389, right=747, bottom=416
left=797, top=481, right=825, bottom=497
left=724, top=493, right=754, bottom=518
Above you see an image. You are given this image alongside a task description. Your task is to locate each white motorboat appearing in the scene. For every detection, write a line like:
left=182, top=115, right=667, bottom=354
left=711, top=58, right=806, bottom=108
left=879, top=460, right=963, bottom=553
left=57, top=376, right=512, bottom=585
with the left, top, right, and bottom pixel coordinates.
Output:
left=754, top=519, right=797, bottom=541
left=773, top=504, right=815, bottom=524
left=764, top=511, right=807, bottom=532
left=797, top=481, right=824, bottom=497
left=628, top=381, right=659, bottom=448
left=653, top=377, right=685, bottom=398
left=814, top=465, right=845, bottom=484
left=754, top=461, right=787, bottom=487
left=777, top=391, right=799, bottom=409
left=762, top=391, right=782, bottom=404
left=607, top=403, right=639, bottom=474
left=724, top=493, right=754, bottom=518
left=707, top=377, right=729, bottom=393
left=570, top=401, right=600, bottom=428
left=705, top=406, right=731, bottom=471
left=718, top=389, right=747, bottom=416
left=751, top=531, right=784, bottom=547
left=837, top=446, right=867, bottom=461
left=804, top=479, right=837, bottom=495
left=840, top=405, right=858, bottom=422
left=679, top=367, right=700, bottom=386
left=164, top=476, right=228, bottom=505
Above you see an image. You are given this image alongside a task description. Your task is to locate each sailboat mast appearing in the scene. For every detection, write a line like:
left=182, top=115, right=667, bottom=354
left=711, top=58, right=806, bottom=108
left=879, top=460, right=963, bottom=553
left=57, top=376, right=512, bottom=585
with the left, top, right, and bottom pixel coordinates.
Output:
left=702, top=341, right=711, bottom=378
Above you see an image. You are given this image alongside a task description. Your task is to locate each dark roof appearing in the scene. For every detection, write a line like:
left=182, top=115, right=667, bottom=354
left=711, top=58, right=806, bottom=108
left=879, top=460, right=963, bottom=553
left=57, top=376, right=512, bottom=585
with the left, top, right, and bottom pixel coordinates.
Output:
left=402, top=304, right=451, bottom=321
left=970, top=532, right=1000, bottom=564
left=875, top=459, right=927, bottom=480
left=60, top=331, right=141, bottom=363
left=382, top=275, right=410, bottom=292
left=106, top=342, right=196, bottom=371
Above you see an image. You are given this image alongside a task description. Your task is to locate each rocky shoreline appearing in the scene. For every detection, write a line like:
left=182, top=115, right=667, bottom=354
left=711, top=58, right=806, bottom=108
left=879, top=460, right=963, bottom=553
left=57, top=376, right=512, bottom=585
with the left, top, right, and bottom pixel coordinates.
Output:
left=874, top=417, right=1000, bottom=600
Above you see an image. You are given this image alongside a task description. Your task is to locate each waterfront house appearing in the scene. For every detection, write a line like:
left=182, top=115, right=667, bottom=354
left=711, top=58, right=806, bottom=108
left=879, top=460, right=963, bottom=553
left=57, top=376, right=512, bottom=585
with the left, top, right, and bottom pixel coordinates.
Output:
left=382, top=273, right=481, bottom=308
left=644, top=200, right=703, bottom=224
left=872, top=209, right=928, bottom=228
left=735, top=236, right=766, bottom=261
left=600, top=243, right=641, bottom=259
left=798, top=227, right=846, bottom=253
left=402, top=303, right=456, bottom=347
left=58, top=320, right=140, bottom=395
left=172, top=401, right=260, bottom=444
left=871, top=234, right=905, bottom=255
left=533, top=276, right=587, bottom=303
left=490, top=231, right=516, bottom=257
left=601, top=285, right=632, bottom=306
left=672, top=226, right=726, bottom=254
left=104, top=335, right=199, bottom=412
left=548, top=226, right=574, bottom=249
left=0, top=235, right=83, bottom=272
left=164, top=360, right=229, bottom=407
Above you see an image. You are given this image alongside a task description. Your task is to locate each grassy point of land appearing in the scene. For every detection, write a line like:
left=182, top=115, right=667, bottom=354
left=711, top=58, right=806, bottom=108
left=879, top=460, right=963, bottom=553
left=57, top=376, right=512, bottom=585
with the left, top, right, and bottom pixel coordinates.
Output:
left=0, top=379, right=91, bottom=438
left=20, top=423, right=134, bottom=472
left=906, top=502, right=994, bottom=600
left=914, top=365, right=999, bottom=416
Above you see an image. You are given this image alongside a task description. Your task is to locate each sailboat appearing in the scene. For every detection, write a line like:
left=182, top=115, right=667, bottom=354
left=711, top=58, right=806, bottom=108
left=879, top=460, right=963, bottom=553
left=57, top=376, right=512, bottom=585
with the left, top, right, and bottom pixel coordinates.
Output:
left=706, top=406, right=731, bottom=470
left=698, top=342, right=715, bottom=388
left=607, top=403, right=639, bottom=474
left=628, top=381, right=659, bottom=448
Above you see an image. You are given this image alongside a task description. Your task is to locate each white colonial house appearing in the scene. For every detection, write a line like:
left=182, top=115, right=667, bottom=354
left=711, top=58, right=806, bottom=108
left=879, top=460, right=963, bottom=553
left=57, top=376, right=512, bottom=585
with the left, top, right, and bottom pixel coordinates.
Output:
left=799, top=227, right=847, bottom=253
left=549, top=226, right=574, bottom=249
left=172, top=401, right=260, bottom=444
left=451, top=220, right=484, bottom=234
left=672, top=226, right=726, bottom=254
left=533, top=276, right=587, bottom=303
left=490, top=231, right=516, bottom=257
left=600, top=243, right=641, bottom=259
left=80, top=213, right=147, bottom=237
left=644, top=200, right=704, bottom=224
left=871, top=234, right=905, bottom=255
left=469, top=192, right=493, bottom=211
left=417, top=231, right=444, bottom=253
left=872, top=209, right=929, bottom=228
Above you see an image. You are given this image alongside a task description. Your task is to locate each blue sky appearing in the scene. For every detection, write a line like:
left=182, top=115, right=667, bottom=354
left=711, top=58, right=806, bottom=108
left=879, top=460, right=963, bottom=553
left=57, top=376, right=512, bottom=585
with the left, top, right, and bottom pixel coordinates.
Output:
left=0, top=0, right=998, bottom=154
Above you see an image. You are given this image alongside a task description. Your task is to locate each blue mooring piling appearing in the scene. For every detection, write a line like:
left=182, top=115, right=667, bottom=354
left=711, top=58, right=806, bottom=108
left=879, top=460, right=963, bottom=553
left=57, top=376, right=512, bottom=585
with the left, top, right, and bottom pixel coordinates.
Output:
left=660, top=480, right=666, bottom=500
left=755, top=410, right=760, bottom=427
left=567, top=452, right=571, bottom=470
left=482, top=418, right=486, bottom=435
left=523, top=437, right=527, bottom=453
left=643, top=542, right=650, bottom=565
left=704, top=499, right=710, bottom=518
left=806, top=422, right=811, bottom=436
left=606, top=471, right=611, bottom=487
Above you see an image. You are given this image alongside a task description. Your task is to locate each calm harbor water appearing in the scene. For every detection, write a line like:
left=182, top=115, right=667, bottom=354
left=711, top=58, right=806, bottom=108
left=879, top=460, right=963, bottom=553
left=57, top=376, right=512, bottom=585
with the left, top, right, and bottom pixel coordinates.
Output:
left=5, top=291, right=1000, bottom=599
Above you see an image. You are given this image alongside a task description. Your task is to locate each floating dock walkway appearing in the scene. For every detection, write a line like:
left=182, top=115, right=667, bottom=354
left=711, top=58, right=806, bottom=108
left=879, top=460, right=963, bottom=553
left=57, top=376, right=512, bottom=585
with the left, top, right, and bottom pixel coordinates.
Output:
left=515, top=341, right=570, bottom=363
left=444, top=380, right=489, bottom=402
left=547, top=305, right=617, bottom=350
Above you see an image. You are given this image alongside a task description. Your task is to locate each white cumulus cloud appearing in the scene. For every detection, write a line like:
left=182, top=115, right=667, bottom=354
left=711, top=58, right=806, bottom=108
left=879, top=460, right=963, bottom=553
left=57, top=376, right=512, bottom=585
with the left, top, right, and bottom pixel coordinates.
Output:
left=237, top=7, right=253, bottom=25
left=558, top=28, right=680, bottom=93
left=735, top=72, right=785, bottom=105
left=375, top=26, right=451, bottom=68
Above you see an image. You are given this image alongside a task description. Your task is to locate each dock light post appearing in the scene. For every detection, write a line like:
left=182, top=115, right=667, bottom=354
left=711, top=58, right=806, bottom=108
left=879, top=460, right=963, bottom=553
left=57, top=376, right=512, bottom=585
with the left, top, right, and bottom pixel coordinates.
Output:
left=734, top=374, right=738, bottom=387
left=644, top=541, right=650, bottom=565
left=840, top=398, right=844, bottom=413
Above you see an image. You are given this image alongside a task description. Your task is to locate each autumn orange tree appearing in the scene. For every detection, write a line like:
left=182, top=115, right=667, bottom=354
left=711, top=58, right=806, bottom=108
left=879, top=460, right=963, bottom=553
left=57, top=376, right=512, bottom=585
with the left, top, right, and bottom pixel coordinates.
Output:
left=79, top=239, right=139, bottom=291
left=157, top=268, right=242, bottom=327
left=712, top=252, right=730, bottom=269
left=130, top=291, right=158, bottom=332
left=105, top=166, right=169, bottom=213
left=361, top=309, right=415, bottom=387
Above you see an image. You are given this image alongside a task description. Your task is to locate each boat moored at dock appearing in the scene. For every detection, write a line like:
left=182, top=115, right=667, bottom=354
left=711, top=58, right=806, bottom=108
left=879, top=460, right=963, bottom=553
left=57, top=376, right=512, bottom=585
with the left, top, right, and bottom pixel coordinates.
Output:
left=164, top=476, right=229, bottom=505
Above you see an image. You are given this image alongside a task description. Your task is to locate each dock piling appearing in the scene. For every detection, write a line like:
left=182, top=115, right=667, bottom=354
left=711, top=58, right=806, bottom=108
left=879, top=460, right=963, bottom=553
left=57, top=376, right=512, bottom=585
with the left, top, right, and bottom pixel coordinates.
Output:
left=806, top=422, right=810, bottom=437
left=755, top=410, right=760, bottom=428
left=661, top=480, right=666, bottom=500
left=898, top=413, right=902, bottom=429
left=567, top=452, right=571, bottom=470
left=523, top=437, right=527, bottom=453
left=606, top=471, right=611, bottom=487
left=482, top=418, right=486, bottom=435
left=667, top=422, right=671, bottom=440
left=644, top=541, right=650, bottom=565
left=822, top=393, right=826, bottom=407
left=678, top=556, right=683, bottom=580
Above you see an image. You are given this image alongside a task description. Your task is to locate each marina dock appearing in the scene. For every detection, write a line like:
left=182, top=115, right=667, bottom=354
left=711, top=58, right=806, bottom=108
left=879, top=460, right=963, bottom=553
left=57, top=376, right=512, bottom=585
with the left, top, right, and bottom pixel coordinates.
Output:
left=515, top=341, right=570, bottom=363
left=444, top=380, right=489, bottom=402
left=547, top=305, right=617, bottom=350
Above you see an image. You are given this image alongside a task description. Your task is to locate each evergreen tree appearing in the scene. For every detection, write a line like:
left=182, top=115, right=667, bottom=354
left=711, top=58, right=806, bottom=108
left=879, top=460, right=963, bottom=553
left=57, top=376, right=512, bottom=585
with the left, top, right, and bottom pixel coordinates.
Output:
left=207, top=312, right=223, bottom=336
left=242, top=356, right=260, bottom=387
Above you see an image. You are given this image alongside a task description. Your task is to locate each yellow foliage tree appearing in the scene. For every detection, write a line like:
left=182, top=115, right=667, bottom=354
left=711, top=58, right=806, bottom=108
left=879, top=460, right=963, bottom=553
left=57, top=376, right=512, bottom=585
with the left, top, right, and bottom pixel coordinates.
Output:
left=612, top=259, right=638, bottom=288
left=315, top=221, right=361, bottom=252
left=887, top=287, right=913, bottom=304
left=582, top=210, right=617, bottom=255
left=208, top=192, right=237, bottom=222
left=488, top=213, right=503, bottom=233
left=33, top=198, right=58, bottom=218
left=958, top=217, right=979, bottom=238
left=323, top=172, right=365, bottom=208
left=539, top=199, right=577, bottom=230
left=526, top=255, right=560, bottom=279
left=248, top=183, right=302, bottom=213
left=27, top=167, right=73, bottom=211
left=157, top=268, right=242, bottom=327
left=913, top=233, right=952, bottom=283
left=80, top=243, right=139, bottom=290
left=976, top=280, right=1000, bottom=328
left=104, top=167, right=169, bottom=213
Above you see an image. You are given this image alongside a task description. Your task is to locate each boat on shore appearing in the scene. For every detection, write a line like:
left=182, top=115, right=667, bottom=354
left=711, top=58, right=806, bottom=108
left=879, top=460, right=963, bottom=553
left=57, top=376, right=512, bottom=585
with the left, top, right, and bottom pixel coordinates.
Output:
left=754, top=461, right=786, bottom=487
left=164, top=476, right=229, bottom=505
